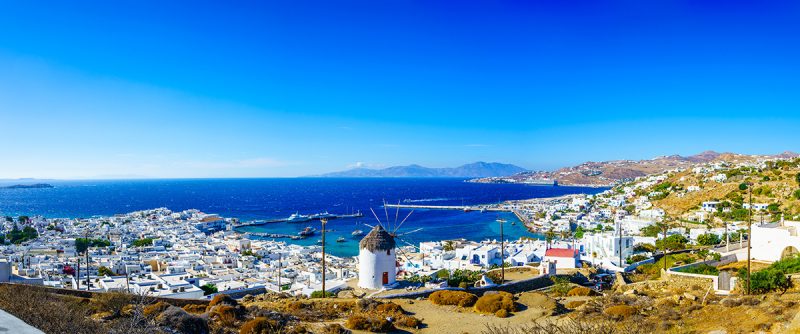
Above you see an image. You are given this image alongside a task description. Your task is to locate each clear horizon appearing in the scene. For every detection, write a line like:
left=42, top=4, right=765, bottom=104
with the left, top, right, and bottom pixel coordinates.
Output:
left=3, top=1, right=800, bottom=179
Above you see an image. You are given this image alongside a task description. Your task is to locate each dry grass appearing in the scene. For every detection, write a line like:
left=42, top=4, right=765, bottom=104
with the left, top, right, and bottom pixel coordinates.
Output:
left=603, top=305, right=637, bottom=319
left=239, top=317, right=281, bottom=334
left=344, top=314, right=393, bottom=332
left=566, top=287, right=592, bottom=297
left=429, top=290, right=478, bottom=307
left=474, top=291, right=516, bottom=315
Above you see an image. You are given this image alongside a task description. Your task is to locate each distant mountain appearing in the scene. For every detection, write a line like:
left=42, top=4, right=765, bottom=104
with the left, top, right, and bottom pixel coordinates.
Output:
left=472, top=150, right=800, bottom=186
left=315, top=162, right=528, bottom=178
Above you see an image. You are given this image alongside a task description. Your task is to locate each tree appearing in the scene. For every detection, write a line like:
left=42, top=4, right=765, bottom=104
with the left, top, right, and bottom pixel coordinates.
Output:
left=739, top=183, right=749, bottom=191
left=98, top=266, right=116, bottom=276
left=796, top=173, right=800, bottom=185
left=655, top=234, right=688, bottom=252
left=17, top=216, right=29, bottom=223
left=697, top=233, right=721, bottom=246
left=443, top=241, right=455, bottom=252
left=545, top=229, right=556, bottom=249
left=200, top=283, right=218, bottom=296
left=310, top=290, right=336, bottom=298
left=573, top=226, right=585, bottom=239
left=640, top=224, right=661, bottom=237
left=131, top=238, right=154, bottom=247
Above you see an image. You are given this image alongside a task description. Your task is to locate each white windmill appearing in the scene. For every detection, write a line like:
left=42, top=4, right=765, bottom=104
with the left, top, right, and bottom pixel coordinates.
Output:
left=357, top=201, right=422, bottom=290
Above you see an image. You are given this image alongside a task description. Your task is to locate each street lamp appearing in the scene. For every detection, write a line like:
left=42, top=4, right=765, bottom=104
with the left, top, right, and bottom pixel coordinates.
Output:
left=746, top=182, right=753, bottom=295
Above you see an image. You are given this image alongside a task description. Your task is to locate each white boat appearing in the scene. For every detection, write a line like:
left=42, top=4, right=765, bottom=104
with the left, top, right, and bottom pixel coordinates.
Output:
left=336, top=237, right=346, bottom=242
left=351, top=229, right=364, bottom=237
left=298, top=226, right=317, bottom=237
left=286, top=212, right=311, bottom=223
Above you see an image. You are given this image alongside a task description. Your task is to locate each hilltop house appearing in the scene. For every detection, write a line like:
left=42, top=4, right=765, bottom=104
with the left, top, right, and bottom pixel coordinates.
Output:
left=543, top=248, right=580, bottom=269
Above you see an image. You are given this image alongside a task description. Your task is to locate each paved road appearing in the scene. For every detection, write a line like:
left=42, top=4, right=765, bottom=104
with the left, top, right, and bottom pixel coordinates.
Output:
left=0, top=309, right=44, bottom=334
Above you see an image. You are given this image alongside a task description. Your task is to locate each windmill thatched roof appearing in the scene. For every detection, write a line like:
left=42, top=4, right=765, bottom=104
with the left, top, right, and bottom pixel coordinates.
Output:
left=359, top=225, right=396, bottom=252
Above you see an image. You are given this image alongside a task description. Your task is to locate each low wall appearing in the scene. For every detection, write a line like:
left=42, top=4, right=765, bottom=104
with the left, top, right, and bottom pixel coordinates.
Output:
left=0, top=283, right=208, bottom=307
left=379, top=274, right=569, bottom=299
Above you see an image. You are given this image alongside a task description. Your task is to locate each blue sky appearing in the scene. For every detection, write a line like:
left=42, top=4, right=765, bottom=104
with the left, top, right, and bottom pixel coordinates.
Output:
left=1, top=1, right=799, bottom=178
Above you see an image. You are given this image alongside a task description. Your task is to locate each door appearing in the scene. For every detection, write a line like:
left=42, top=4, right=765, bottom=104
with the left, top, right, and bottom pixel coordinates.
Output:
left=382, top=272, right=389, bottom=285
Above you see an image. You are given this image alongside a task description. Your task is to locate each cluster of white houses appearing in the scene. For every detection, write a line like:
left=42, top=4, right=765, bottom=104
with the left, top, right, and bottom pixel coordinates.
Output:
left=4, top=157, right=800, bottom=296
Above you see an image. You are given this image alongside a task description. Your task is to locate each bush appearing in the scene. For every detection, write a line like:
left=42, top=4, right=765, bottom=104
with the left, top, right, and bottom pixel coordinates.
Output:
left=739, top=268, right=791, bottom=294
left=321, top=323, right=351, bottom=334
left=495, top=309, right=509, bottom=318
left=474, top=291, right=516, bottom=314
left=603, top=304, right=637, bottom=318
left=311, top=290, right=337, bottom=298
left=156, top=306, right=209, bottom=334
left=91, top=291, right=133, bottom=316
left=143, top=301, right=171, bottom=317
left=183, top=304, right=209, bottom=314
left=566, top=287, right=592, bottom=297
left=375, top=302, right=403, bottom=315
left=550, top=276, right=571, bottom=296
left=429, top=290, right=478, bottom=307
left=681, top=264, right=719, bottom=275
left=565, top=300, right=586, bottom=308
left=209, top=304, right=241, bottom=327
left=209, top=294, right=238, bottom=307
left=240, top=317, right=280, bottom=334
left=394, top=314, right=422, bottom=328
left=344, top=314, right=394, bottom=332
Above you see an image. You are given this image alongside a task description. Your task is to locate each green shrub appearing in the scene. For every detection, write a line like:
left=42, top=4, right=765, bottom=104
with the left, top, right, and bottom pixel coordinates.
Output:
left=429, top=290, right=478, bottom=307
left=739, top=268, right=791, bottom=294
left=550, top=276, right=571, bottom=296
left=310, top=290, right=337, bottom=298
left=344, top=314, right=393, bottom=332
left=681, top=264, right=719, bottom=275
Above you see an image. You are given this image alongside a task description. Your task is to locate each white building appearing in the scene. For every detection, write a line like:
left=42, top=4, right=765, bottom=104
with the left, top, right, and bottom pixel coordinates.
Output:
left=750, top=220, right=800, bottom=262
left=543, top=248, right=580, bottom=269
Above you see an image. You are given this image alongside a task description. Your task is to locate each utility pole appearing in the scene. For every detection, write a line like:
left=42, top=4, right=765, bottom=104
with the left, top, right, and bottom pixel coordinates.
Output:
left=277, top=253, right=282, bottom=292
left=497, top=218, right=506, bottom=283
left=747, top=182, right=753, bottom=295
left=618, top=220, right=623, bottom=269
left=85, top=235, right=90, bottom=291
left=662, top=220, right=668, bottom=272
left=321, top=218, right=327, bottom=298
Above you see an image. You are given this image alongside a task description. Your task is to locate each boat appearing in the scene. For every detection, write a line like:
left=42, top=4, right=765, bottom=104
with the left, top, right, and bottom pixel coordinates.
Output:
left=286, top=212, right=311, bottom=223
left=309, top=211, right=337, bottom=220
left=316, top=239, right=323, bottom=244
left=336, top=237, right=346, bottom=242
left=351, top=229, right=364, bottom=237
left=298, top=226, right=317, bottom=237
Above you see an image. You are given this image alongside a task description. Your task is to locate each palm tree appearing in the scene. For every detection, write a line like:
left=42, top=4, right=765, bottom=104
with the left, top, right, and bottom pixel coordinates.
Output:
left=443, top=240, right=455, bottom=252
left=545, top=229, right=556, bottom=249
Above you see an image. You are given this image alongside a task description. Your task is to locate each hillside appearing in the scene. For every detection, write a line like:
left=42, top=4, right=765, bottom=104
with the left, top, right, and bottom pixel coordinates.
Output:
left=473, top=151, right=799, bottom=186
left=626, top=158, right=800, bottom=218
left=315, top=162, right=527, bottom=178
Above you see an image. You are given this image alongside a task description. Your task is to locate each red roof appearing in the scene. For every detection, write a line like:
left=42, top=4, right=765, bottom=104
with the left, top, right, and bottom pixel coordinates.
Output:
left=545, top=248, right=578, bottom=258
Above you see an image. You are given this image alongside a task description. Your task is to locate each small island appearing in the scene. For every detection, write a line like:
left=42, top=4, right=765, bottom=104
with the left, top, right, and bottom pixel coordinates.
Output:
left=1, top=183, right=54, bottom=189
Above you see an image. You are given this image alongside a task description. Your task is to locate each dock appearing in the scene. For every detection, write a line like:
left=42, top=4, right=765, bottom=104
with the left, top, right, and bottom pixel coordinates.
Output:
left=383, top=204, right=510, bottom=212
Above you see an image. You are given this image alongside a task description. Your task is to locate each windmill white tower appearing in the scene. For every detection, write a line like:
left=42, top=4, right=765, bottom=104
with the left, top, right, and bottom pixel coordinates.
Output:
left=358, top=202, right=421, bottom=290
left=358, top=224, right=397, bottom=289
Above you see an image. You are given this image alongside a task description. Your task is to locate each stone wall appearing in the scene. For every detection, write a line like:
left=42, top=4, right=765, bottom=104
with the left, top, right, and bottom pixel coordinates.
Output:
left=0, top=282, right=209, bottom=307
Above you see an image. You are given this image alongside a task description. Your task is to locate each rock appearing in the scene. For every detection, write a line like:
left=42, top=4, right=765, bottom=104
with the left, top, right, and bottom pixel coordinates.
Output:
left=672, top=295, right=683, bottom=303
left=683, top=293, right=697, bottom=301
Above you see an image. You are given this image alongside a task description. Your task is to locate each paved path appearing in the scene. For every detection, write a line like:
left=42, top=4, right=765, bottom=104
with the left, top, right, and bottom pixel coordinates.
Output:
left=0, top=309, right=44, bottom=334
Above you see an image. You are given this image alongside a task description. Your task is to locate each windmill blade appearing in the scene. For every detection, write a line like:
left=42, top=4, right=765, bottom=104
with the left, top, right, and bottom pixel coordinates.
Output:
left=394, top=200, right=401, bottom=230
left=396, top=236, right=421, bottom=251
left=395, top=245, right=414, bottom=264
left=383, top=199, right=390, bottom=231
left=369, top=208, right=384, bottom=228
left=395, top=228, right=423, bottom=237
left=363, top=223, right=375, bottom=229
left=394, top=210, right=414, bottom=233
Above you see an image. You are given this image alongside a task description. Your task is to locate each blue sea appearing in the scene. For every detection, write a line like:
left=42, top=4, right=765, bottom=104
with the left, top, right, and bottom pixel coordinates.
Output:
left=0, top=178, right=606, bottom=256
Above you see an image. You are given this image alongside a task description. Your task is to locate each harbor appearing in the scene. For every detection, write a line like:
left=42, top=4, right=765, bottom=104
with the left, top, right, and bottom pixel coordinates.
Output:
left=233, top=211, right=364, bottom=227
